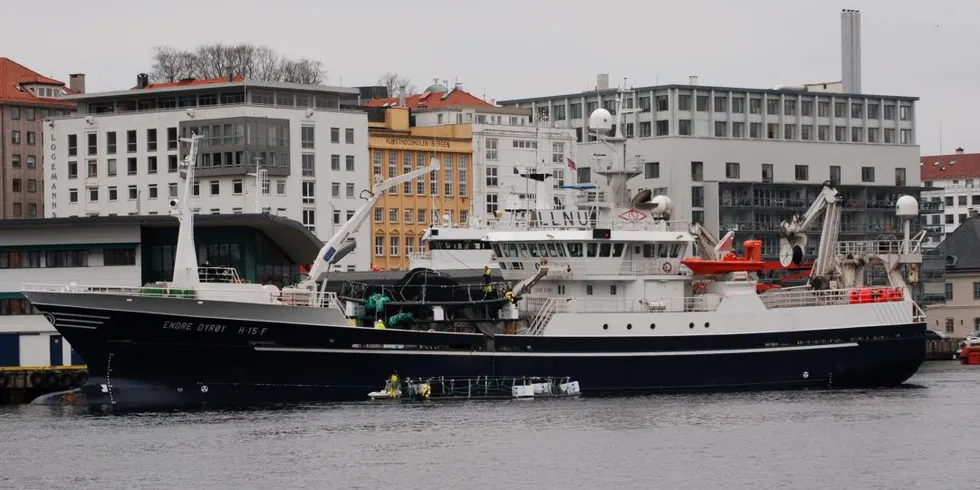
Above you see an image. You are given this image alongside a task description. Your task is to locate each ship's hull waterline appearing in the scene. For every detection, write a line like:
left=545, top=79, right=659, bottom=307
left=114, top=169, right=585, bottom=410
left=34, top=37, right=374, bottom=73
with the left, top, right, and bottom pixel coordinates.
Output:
left=26, top=292, right=926, bottom=409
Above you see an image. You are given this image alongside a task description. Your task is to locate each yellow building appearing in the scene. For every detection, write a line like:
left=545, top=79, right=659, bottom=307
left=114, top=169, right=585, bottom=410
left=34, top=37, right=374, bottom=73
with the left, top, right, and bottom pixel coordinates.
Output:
left=368, top=107, right=472, bottom=270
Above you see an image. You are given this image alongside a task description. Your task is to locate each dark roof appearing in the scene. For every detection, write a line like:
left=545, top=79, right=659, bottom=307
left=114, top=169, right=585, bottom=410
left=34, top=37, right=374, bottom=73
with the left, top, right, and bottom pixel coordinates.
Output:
left=939, top=217, right=980, bottom=272
left=497, top=83, right=919, bottom=106
left=920, top=152, right=980, bottom=181
left=0, top=213, right=322, bottom=264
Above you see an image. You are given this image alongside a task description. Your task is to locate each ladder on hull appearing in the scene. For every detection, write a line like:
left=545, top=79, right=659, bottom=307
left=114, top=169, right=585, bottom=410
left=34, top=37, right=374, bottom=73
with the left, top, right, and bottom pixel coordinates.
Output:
left=526, top=297, right=558, bottom=336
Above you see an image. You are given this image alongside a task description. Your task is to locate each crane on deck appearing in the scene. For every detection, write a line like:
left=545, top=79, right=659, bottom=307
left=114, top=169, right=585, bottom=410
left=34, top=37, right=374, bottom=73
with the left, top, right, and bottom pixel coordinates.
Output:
left=778, top=181, right=842, bottom=290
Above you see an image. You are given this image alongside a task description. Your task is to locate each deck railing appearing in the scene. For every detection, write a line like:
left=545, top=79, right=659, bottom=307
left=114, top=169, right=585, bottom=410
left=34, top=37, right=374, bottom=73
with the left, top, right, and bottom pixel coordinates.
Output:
left=533, top=295, right=722, bottom=314
left=759, top=287, right=909, bottom=309
left=22, top=282, right=342, bottom=309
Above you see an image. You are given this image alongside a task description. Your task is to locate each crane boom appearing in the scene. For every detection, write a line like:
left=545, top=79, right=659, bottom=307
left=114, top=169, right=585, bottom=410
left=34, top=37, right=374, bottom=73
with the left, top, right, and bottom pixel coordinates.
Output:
left=777, top=181, right=842, bottom=288
left=303, top=158, right=439, bottom=285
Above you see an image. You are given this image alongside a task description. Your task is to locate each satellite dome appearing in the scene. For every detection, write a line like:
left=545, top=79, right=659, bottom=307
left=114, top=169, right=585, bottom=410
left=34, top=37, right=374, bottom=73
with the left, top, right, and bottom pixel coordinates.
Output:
left=896, top=195, right=919, bottom=217
left=589, top=108, right=613, bottom=131
left=426, top=83, right=448, bottom=92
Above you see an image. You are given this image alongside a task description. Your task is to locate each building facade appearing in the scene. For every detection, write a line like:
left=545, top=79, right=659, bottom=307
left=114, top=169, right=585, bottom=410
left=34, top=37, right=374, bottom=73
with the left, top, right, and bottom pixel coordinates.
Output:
left=923, top=217, right=980, bottom=338
left=367, top=107, right=472, bottom=270
left=920, top=148, right=979, bottom=248
left=44, top=75, right=370, bottom=270
left=0, top=58, right=77, bottom=220
left=367, top=84, right=577, bottom=223
left=498, top=80, right=923, bottom=256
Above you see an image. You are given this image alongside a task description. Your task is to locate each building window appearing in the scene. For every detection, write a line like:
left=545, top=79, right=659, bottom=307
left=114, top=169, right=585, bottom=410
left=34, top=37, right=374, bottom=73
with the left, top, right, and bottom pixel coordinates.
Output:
left=834, top=102, right=846, bottom=118
left=88, top=186, right=99, bottom=202
left=330, top=127, right=340, bottom=144
left=655, top=120, right=669, bottom=136
left=233, top=179, right=244, bottom=195
left=784, top=99, right=796, bottom=116
left=749, top=98, right=762, bottom=114
left=800, top=100, right=812, bottom=116
left=301, top=126, right=314, bottom=149
left=346, top=155, right=355, bottom=172
left=333, top=210, right=341, bottom=225
left=850, top=103, right=863, bottom=118
left=784, top=124, right=796, bottom=140
left=331, top=182, right=340, bottom=198
left=374, top=208, right=383, bottom=223
left=11, top=155, right=20, bottom=168
left=87, top=160, right=98, bottom=178
left=374, top=236, right=384, bottom=256
left=795, top=165, right=809, bottom=181
left=900, top=105, right=912, bottom=121
left=644, top=162, right=659, bottom=179
left=851, top=127, right=863, bottom=142
left=169, top=183, right=178, bottom=198
left=103, top=249, right=136, bottom=266
left=725, top=162, right=740, bottom=179
left=801, top=125, right=812, bottom=141
left=830, top=165, right=841, bottom=184
left=389, top=208, right=398, bottom=223
left=749, top=123, right=761, bottom=139
left=678, top=120, right=692, bottom=136
left=128, top=185, right=138, bottom=200
left=147, top=128, right=157, bottom=151
left=107, top=186, right=117, bottom=201
left=11, top=131, right=20, bottom=144
left=818, top=125, right=829, bottom=141
left=761, top=164, right=773, bottom=183
left=895, top=168, right=906, bottom=187
left=443, top=155, right=454, bottom=196
left=486, top=193, right=498, bottom=213
left=714, top=121, right=727, bottom=137
left=835, top=126, right=847, bottom=142
left=655, top=95, right=669, bottom=111
left=148, top=184, right=158, bottom=199
left=691, top=161, right=703, bottom=182
left=303, top=154, right=315, bottom=177
left=485, top=138, right=498, bottom=160
left=767, top=123, right=779, bottom=139
left=45, top=251, right=88, bottom=268
left=900, top=129, right=912, bottom=145
left=167, top=127, right=178, bottom=150
left=126, top=157, right=137, bottom=175
left=714, top=96, right=727, bottom=113
left=695, top=96, right=708, bottom=112
left=345, top=128, right=354, bottom=144
left=766, top=98, right=779, bottom=115
left=861, top=167, right=874, bottom=183
left=105, top=158, right=116, bottom=177
left=210, top=180, right=220, bottom=195
left=867, top=127, right=879, bottom=143
left=390, top=236, right=400, bottom=256
left=346, top=183, right=354, bottom=198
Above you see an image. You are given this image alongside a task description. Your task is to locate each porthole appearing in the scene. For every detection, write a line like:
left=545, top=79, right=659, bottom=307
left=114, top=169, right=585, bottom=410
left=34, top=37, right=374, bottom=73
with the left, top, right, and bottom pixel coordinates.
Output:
left=705, top=322, right=710, bottom=328
left=602, top=324, right=609, bottom=330
left=650, top=323, right=656, bottom=330
left=627, top=323, right=633, bottom=330
left=689, top=322, right=695, bottom=329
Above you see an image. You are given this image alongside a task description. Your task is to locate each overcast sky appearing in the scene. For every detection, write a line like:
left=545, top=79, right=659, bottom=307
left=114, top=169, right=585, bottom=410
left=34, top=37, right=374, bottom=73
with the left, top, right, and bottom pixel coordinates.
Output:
left=5, top=0, right=976, bottom=155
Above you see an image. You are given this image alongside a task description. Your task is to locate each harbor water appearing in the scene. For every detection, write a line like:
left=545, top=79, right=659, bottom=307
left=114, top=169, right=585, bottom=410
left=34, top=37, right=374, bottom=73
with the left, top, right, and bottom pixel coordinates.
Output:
left=1, top=361, right=975, bottom=490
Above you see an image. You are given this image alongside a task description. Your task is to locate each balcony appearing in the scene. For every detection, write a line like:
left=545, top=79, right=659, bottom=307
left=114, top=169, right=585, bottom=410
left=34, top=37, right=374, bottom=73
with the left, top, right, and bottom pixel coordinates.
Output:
left=920, top=200, right=944, bottom=213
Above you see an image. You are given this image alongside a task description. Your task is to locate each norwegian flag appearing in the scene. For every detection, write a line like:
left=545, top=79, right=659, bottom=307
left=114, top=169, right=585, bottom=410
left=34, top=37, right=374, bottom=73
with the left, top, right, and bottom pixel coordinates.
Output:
left=567, top=158, right=577, bottom=171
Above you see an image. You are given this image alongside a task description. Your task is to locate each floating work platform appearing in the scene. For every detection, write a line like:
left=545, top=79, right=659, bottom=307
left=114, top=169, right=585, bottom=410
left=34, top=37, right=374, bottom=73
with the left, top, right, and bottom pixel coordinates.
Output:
left=0, top=366, right=89, bottom=404
left=368, top=375, right=581, bottom=401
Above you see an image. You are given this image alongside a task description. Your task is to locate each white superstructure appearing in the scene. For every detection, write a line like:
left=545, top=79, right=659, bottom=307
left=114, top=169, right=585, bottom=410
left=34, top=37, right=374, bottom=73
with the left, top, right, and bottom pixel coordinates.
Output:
left=44, top=75, right=371, bottom=270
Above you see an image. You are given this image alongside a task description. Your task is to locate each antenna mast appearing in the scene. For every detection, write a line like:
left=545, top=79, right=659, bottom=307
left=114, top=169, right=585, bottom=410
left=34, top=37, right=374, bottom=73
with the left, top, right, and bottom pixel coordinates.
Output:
left=247, top=156, right=267, bottom=213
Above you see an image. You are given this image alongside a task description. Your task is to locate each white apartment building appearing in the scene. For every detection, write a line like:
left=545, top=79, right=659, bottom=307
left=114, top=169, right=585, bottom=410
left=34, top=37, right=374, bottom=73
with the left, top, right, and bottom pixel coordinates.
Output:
left=919, top=148, right=979, bottom=248
left=45, top=74, right=371, bottom=270
left=369, top=82, right=578, bottom=222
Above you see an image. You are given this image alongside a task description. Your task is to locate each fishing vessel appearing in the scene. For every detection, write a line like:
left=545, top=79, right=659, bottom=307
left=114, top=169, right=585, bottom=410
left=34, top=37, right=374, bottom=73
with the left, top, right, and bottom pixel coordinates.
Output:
left=24, top=88, right=929, bottom=409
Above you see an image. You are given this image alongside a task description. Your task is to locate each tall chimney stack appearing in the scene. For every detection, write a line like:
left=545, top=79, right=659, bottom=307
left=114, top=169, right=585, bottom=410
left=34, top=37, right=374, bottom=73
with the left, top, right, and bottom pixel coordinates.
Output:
left=597, top=73, right=609, bottom=90
left=68, top=73, right=86, bottom=94
left=841, top=9, right=862, bottom=93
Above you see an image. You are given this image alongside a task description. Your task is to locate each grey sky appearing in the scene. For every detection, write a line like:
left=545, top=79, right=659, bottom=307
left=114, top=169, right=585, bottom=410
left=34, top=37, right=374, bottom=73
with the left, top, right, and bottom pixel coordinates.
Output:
left=5, top=0, right=976, bottom=155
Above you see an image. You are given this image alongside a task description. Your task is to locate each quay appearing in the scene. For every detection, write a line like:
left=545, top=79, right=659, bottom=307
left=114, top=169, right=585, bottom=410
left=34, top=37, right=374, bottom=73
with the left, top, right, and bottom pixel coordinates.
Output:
left=925, top=339, right=960, bottom=361
left=0, top=365, right=88, bottom=404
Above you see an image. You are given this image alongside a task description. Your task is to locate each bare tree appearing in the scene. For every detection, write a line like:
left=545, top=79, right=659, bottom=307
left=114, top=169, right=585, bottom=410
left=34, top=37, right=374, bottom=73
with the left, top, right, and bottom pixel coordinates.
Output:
left=149, top=43, right=326, bottom=84
left=377, top=72, right=416, bottom=97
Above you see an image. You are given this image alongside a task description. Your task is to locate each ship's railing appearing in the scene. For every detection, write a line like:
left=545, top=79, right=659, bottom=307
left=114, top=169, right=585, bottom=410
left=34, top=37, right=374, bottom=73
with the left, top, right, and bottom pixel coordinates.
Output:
left=836, top=239, right=921, bottom=256
left=484, top=217, right=690, bottom=233
left=20, top=282, right=306, bottom=306
left=504, top=259, right=688, bottom=279
left=339, top=280, right=512, bottom=303
left=198, top=266, right=242, bottom=283
left=279, top=289, right=342, bottom=309
left=539, top=295, right=722, bottom=314
left=759, top=287, right=906, bottom=309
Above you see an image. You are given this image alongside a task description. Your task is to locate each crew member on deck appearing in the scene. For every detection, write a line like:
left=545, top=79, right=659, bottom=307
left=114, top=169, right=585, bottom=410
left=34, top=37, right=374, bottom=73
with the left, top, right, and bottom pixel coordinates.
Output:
left=375, top=318, right=386, bottom=329
left=483, top=265, right=492, bottom=292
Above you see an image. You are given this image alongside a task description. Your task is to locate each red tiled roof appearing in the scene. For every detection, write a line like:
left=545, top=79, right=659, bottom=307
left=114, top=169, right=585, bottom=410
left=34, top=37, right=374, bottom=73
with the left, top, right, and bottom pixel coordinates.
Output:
left=0, top=57, right=75, bottom=107
left=366, top=88, right=494, bottom=109
left=920, top=151, right=980, bottom=181
left=134, top=76, right=245, bottom=90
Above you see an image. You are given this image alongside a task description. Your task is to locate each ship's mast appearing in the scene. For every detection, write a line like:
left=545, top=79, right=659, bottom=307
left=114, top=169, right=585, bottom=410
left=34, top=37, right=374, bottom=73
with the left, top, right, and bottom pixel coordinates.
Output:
left=170, top=134, right=202, bottom=289
left=589, top=81, right=640, bottom=216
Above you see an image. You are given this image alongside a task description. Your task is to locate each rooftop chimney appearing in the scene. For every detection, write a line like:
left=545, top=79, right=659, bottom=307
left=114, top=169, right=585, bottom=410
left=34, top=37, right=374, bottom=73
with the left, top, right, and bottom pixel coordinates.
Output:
left=597, top=73, right=609, bottom=90
left=689, top=75, right=698, bottom=86
left=955, top=147, right=964, bottom=154
left=970, top=209, right=979, bottom=219
left=136, top=73, right=149, bottom=89
left=841, top=9, right=862, bottom=93
left=68, top=73, right=86, bottom=94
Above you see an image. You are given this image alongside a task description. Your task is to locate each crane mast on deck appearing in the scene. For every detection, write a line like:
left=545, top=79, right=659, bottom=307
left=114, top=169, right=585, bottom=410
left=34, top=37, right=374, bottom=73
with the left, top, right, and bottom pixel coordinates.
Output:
left=777, top=181, right=843, bottom=289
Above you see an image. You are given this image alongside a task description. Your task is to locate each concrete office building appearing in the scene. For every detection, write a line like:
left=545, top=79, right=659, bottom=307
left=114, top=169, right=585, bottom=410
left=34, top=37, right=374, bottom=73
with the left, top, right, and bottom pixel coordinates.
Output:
left=920, top=148, right=980, bottom=248
left=44, top=74, right=370, bottom=271
left=0, top=58, right=77, bottom=219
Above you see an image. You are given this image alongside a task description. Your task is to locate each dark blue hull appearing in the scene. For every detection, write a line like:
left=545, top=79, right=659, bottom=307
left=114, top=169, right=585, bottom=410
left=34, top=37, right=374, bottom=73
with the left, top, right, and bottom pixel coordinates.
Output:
left=26, top=293, right=927, bottom=410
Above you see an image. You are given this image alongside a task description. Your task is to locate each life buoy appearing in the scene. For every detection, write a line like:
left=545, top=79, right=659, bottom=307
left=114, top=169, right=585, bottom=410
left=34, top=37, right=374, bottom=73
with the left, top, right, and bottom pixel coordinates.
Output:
left=692, top=281, right=707, bottom=294
left=661, top=262, right=673, bottom=273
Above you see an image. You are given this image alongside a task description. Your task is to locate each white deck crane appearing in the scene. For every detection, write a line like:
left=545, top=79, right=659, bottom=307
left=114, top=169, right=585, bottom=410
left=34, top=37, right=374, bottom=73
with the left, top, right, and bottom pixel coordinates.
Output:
left=777, top=181, right=842, bottom=290
left=281, top=158, right=439, bottom=305
left=689, top=223, right=736, bottom=261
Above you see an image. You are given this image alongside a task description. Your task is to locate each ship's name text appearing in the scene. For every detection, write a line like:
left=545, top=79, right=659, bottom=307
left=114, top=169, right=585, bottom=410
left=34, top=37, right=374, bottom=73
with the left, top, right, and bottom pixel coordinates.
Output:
left=161, top=321, right=268, bottom=336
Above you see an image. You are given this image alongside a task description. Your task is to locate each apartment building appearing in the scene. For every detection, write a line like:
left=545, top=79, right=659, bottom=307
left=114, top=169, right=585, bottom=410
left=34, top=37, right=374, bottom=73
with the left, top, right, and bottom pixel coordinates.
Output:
left=366, top=106, right=472, bottom=270
left=0, top=58, right=77, bottom=219
left=45, top=74, right=370, bottom=270
left=368, top=82, right=577, bottom=222
left=920, top=148, right=980, bottom=248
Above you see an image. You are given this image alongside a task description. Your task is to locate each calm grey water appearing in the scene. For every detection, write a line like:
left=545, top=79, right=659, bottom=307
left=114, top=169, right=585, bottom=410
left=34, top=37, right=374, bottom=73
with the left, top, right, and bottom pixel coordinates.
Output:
left=1, top=361, right=975, bottom=490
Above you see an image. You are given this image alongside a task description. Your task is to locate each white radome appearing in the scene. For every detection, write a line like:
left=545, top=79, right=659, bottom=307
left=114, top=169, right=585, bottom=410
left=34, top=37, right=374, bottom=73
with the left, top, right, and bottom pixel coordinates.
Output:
left=895, top=195, right=919, bottom=217
left=588, top=108, right=613, bottom=131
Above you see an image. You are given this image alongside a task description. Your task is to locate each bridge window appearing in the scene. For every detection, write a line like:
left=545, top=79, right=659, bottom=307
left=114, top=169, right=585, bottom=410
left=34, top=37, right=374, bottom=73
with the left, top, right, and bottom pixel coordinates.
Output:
left=537, top=243, right=548, bottom=257
left=586, top=243, right=597, bottom=257
left=599, top=243, right=612, bottom=257
left=568, top=243, right=583, bottom=257
left=613, top=243, right=625, bottom=257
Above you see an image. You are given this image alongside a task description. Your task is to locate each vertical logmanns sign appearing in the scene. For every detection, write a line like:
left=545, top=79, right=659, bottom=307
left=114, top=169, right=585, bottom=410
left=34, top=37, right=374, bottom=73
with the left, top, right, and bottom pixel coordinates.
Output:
left=49, top=137, right=57, bottom=217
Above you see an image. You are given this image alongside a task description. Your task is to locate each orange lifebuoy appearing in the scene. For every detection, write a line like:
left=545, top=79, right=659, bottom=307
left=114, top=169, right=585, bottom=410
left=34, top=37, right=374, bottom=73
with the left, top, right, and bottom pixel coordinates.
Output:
left=662, top=262, right=673, bottom=273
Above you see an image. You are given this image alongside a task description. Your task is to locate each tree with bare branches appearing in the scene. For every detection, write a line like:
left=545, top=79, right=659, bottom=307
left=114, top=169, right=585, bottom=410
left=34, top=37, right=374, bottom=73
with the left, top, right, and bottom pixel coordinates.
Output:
left=377, top=72, right=417, bottom=97
left=149, top=43, right=326, bottom=84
